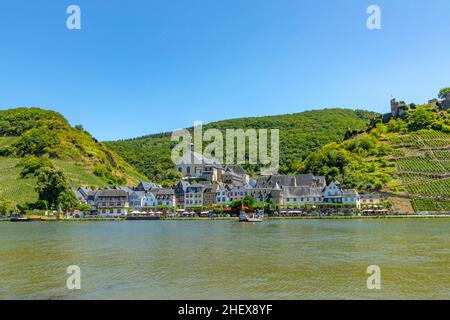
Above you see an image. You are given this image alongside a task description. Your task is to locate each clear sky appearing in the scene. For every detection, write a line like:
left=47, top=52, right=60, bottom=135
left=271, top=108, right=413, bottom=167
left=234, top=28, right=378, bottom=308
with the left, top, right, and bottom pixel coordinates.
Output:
left=0, top=0, right=449, bottom=141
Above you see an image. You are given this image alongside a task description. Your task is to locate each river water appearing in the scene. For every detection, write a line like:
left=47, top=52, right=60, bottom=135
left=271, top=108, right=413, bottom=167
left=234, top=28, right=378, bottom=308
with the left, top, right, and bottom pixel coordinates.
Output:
left=0, top=219, right=448, bottom=299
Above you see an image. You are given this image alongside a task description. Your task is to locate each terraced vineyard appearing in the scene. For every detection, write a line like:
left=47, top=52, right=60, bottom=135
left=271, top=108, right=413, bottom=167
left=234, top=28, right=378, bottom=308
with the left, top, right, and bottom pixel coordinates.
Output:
left=411, top=198, right=450, bottom=212
left=0, top=156, right=110, bottom=205
left=396, top=157, right=446, bottom=174
left=392, top=129, right=450, bottom=211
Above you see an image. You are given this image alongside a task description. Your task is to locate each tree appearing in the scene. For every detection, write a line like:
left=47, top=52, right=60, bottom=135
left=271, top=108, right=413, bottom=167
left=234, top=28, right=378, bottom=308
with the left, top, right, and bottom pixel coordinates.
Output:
left=35, top=167, right=69, bottom=209
left=165, top=169, right=183, bottom=185
left=12, top=126, right=59, bottom=157
left=57, top=189, right=79, bottom=212
left=0, top=199, right=13, bottom=215
left=408, top=107, right=436, bottom=131
left=242, top=195, right=256, bottom=209
left=232, top=195, right=256, bottom=211
left=438, top=87, right=450, bottom=99
left=76, top=203, right=92, bottom=213
left=17, top=156, right=54, bottom=178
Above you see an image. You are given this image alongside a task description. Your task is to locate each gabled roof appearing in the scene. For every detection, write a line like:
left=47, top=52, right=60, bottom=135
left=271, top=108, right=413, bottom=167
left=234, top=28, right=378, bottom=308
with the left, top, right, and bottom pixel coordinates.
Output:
left=154, top=188, right=175, bottom=199
left=130, top=191, right=146, bottom=198
left=175, top=149, right=222, bottom=168
left=78, top=187, right=92, bottom=197
left=136, top=181, right=160, bottom=191
left=186, top=183, right=204, bottom=192
left=283, top=186, right=323, bottom=198
left=116, top=186, right=134, bottom=194
left=342, top=189, right=358, bottom=196
left=155, top=188, right=175, bottom=195
left=224, top=165, right=247, bottom=175
left=203, top=184, right=220, bottom=193
left=256, top=174, right=319, bottom=188
left=224, top=171, right=244, bottom=182
left=98, top=189, right=128, bottom=197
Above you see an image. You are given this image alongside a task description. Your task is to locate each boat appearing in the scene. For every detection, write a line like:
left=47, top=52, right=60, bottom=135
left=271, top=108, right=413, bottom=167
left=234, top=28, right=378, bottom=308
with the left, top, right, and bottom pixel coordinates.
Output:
left=27, top=215, right=42, bottom=221
left=126, top=212, right=161, bottom=221
left=10, top=216, right=30, bottom=222
left=239, top=209, right=263, bottom=222
left=40, top=215, right=57, bottom=221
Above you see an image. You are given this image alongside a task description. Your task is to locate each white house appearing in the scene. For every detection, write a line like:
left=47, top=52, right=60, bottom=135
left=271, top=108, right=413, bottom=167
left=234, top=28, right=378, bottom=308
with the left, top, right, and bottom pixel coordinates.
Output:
left=323, top=181, right=360, bottom=208
left=184, top=184, right=204, bottom=208
left=129, top=191, right=146, bottom=209
left=143, top=192, right=158, bottom=208
left=227, top=184, right=250, bottom=202
left=360, top=193, right=383, bottom=206
left=216, top=184, right=231, bottom=205
left=283, top=186, right=323, bottom=205
left=155, top=189, right=176, bottom=207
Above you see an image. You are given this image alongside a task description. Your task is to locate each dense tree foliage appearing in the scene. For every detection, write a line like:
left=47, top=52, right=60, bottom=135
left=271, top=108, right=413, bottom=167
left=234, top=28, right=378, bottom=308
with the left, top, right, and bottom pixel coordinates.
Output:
left=0, top=198, right=13, bottom=215
left=93, top=165, right=126, bottom=185
left=16, top=156, right=54, bottom=178
left=297, top=103, right=449, bottom=192
left=438, top=87, right=450, bottom=99
left=0, top=108, right=146, bottom=185
left=35, top=167, right=70, bottom=209
left=106, top=109, right=377, bottom=183
left=408, top=106, right=437, bottom=131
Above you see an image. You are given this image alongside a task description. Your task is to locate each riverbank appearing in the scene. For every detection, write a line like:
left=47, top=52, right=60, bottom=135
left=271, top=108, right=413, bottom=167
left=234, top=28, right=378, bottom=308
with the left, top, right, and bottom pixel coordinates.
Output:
left=268, top=215, right=450, bottom=220
left=1, top=215, right=449, bottom=222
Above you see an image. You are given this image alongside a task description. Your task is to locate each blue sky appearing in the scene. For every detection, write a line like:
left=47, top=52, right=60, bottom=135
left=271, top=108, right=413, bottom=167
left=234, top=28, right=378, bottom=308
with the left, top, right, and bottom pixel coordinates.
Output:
left=0, top=0, right=449, bottom=140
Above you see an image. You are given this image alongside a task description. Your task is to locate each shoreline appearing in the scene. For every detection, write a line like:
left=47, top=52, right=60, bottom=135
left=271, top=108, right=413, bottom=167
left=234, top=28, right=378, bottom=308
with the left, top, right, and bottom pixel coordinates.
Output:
left=1, top=215, right=450, bottom=222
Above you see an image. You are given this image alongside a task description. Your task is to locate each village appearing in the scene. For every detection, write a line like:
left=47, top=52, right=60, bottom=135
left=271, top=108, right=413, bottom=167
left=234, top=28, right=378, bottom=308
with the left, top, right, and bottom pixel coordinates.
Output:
left=70, top=145, right=388, bottom=219
left=62, top=92, right=450, bottom=220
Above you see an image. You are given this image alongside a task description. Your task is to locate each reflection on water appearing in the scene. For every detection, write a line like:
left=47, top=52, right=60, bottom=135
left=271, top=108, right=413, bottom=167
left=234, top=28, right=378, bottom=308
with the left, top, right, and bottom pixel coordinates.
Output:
left=0, top=220, right=449, bottom=299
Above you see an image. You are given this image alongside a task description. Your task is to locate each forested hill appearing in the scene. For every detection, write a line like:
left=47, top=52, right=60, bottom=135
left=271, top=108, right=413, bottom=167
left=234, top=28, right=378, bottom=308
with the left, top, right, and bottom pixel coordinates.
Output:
left=0, top=108, right=147, bottom=205
left=296, top=99, right=450, bottom=212
left=106, top=108, right=377, bottom=184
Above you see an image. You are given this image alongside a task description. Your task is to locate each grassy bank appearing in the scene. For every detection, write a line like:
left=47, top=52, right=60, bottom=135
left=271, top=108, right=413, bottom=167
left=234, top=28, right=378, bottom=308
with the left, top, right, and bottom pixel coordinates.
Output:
left=1, top=215, right=449, bottom=222
left=61, top=218, right=125, bottom=222
left=162, top=217, right=239, bottom=221
left=268, top=215, right=450, bottom=220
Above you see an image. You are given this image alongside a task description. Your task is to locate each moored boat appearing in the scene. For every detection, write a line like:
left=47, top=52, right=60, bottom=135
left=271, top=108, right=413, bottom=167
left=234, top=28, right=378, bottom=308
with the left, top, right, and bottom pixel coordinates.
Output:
left=126, top=212, right=161, bottom=220
left=239, top=211, right=263, bottom=222
left=10, top=217, right=30, bottom=222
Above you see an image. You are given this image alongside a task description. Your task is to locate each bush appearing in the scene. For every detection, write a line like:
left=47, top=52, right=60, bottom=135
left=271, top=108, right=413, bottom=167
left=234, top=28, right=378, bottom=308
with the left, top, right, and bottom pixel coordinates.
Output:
left=16, top=156, right=54, bottom=178
left=93, top=165, right=126, bottom=185
left=0, top=199, right=13, bottom=215
left=407, top=107, right=436, bottom=131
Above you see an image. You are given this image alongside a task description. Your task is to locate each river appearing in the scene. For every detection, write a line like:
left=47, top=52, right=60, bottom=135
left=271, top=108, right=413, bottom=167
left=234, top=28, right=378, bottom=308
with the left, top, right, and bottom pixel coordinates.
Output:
left=0, top=219, right=448, bottom=299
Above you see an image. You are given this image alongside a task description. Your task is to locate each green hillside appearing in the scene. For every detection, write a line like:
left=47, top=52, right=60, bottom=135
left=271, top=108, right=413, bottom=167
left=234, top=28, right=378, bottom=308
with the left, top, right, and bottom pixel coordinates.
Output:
left=106, top=108, right=377, bottom=183
left=0, top=108, right=147, bottom=206
left=296, top=102, right=450, bottom=212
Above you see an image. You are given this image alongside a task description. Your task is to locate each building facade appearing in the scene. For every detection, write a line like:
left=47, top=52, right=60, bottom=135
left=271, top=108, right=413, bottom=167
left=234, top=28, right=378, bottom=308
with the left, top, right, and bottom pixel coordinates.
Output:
left=184, top=184, right=204, bottom=208
left=155, top=189, right=176, bottom=207
left=95, top=190, right=129, bottom=215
